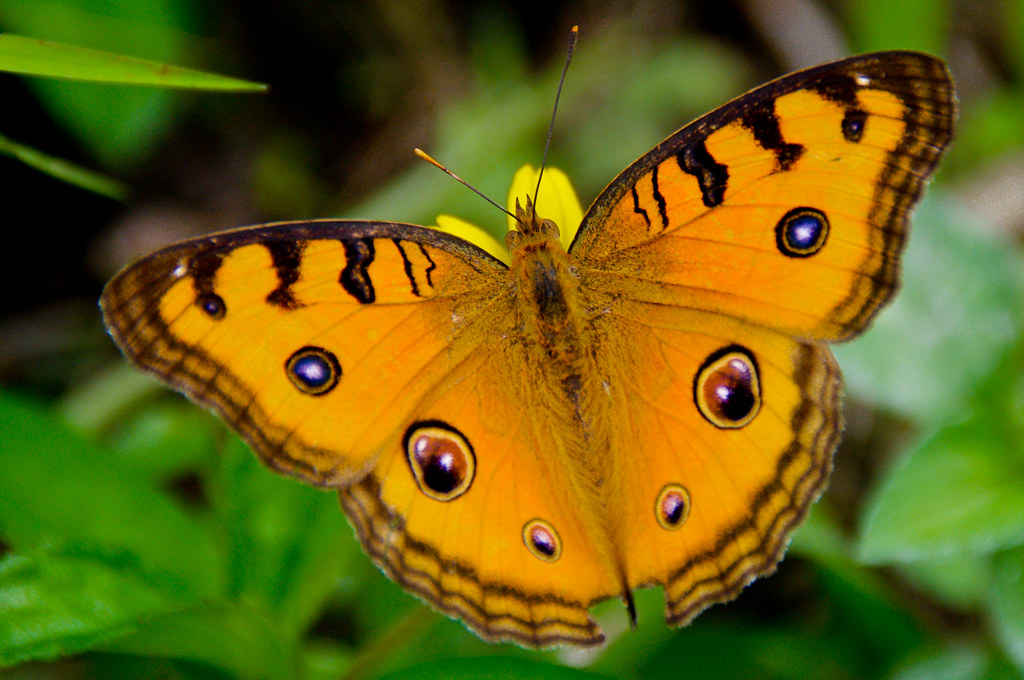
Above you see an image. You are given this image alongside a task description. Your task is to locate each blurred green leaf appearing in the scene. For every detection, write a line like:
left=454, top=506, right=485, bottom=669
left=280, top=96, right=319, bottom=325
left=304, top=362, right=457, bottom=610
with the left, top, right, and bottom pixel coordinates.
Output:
left=0, top=391, right=224, bottom=599
left=858, top=413, right=1024, bottom=563
left=0, top=129, right=127, bottom=199
left=847, top=0, right=949, bottom=53
left=0, top=34, right=266, bottom=91
left=216, top=437, right=359, bottom=641
left=0, top=552, right=173, bottom=667
left=1008, top=1, right=1024, bottom=74
left=899, top=553, right=992, bottom=610
left=60, top=363, right=162, bottom=433
left=891, top=645, right=992, bottom=680
left=98, top=602, right=292, bottom=680
left=627, top=623, right=865, bottom=680
left=989, top=548, right=1024, bottom=673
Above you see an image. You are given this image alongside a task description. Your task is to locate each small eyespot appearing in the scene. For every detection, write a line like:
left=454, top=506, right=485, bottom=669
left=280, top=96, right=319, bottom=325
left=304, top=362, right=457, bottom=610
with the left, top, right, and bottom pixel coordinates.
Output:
left=285, top=346, right=341, bottom=396
left=694, top=346, right=761, bottom=429
left=841, top=108, right=868, bottom=143
left=404, top=421, right=475, bottom=501
left=775, top=207, right=829, bottom=258
left=196, top=293, right=226, bottom=319
left=523, top=519, right=562, bottom=562
left=656, top=484, right=691, bottom=530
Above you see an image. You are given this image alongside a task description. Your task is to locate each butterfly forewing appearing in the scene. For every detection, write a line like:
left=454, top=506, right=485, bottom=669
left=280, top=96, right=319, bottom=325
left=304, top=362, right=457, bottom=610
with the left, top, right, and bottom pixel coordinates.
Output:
left=571, top=51, right=955, bottom=341
left=101, top=220, right=506, bottom=486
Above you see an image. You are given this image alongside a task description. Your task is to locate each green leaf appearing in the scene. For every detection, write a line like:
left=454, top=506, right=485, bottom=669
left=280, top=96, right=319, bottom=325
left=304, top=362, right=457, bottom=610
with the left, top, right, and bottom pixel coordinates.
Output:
left=899, top=553, right=992, bottom=610
left=0, top=390, right=224, bottom=598
left=891, top=645, right=991, bottom=680
left=216, top=437, right=361, bottom=640
left=847, top=0, right=949, bottom=53
left=0, top=129, right=127, bottom=200
left=98, top=602, right=292, bottom=680
left=858, top=414, right=1024, bottom=563
left=989, top=548, right=1024, bottom=673
left=0, top=34, right=266, bottom=91
left=0, top=552, right=173, bottom=667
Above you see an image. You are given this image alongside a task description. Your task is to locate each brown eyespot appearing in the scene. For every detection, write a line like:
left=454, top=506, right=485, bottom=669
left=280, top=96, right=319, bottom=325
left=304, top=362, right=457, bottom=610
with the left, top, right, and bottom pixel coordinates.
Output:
left=694, top=346, right=761, bottom=429
left=656, top=484, right=691, bottom=531
left=404, top=421, right=475, bottom=502
left=522, top=519, right=562, bottom=562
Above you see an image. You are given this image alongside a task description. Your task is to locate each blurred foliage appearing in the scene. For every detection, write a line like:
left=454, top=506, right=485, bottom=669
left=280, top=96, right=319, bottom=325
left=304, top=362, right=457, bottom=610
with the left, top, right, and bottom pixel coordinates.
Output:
left=1, top=0, right=1024, bottom=678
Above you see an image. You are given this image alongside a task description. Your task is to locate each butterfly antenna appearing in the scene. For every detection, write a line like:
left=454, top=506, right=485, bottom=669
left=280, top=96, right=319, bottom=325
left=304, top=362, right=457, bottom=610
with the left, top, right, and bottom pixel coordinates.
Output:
left=414, top=148, right=516, bottom=221
left=533, top=25, right=578, bottom=208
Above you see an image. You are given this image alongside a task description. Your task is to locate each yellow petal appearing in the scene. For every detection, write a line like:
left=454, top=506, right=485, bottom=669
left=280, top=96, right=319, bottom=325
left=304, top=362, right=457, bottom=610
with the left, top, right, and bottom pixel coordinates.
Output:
left=506, top=165, right=584, bottom=251
left=432, top=215, right=510, bottom=264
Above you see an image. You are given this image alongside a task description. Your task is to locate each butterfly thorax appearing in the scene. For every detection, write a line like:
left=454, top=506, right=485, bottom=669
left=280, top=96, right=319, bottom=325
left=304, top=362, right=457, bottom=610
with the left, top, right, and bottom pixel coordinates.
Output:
left=506, top=198, right=586, bottom=375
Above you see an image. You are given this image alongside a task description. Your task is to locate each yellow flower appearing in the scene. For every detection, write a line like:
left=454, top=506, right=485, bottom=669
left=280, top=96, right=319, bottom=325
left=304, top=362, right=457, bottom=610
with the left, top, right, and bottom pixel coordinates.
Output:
left=432, top=165, right=584, bottom=265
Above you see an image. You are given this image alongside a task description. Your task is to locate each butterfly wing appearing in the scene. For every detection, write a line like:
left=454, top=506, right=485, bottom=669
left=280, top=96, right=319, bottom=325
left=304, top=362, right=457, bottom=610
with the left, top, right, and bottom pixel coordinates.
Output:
left=339, top=338, right=623, bottom=645
left=102, top=221, right=502, bottom=486
left=101, top=220, right=619, bottom=646
left=569, top=53, right=954, bottom=622
left=572, top=51, right=955, bottom=341
left=585, top=298, right=840, bottom=624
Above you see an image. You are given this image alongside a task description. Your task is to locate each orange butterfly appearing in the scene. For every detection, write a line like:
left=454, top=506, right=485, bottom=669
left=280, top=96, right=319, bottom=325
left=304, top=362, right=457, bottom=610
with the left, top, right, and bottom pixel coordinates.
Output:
left=102, top=49, right=955, bottom=647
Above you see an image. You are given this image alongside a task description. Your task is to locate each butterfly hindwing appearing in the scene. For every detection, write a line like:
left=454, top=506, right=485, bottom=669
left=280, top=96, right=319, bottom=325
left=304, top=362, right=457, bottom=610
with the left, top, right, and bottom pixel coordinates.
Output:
left=585, top=298, right=840, bottom=624
left=340, top=338, right=623, bottom=646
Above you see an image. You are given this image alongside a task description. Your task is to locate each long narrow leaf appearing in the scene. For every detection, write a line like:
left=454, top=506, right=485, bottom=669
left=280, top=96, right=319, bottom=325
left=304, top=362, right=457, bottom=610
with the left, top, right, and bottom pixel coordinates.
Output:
left=0, top=130, right=127, bottom=200
left=0, top=34, right=266, bottom=91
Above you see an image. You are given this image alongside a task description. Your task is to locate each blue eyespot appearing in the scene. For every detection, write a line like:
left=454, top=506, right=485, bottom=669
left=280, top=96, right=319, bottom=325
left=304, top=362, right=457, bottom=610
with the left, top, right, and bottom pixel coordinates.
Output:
left=285, top=346, right=341, bottom=396
left=776, top=207, right=829, bottom=257
left=197, top=293, right=226, bottom=319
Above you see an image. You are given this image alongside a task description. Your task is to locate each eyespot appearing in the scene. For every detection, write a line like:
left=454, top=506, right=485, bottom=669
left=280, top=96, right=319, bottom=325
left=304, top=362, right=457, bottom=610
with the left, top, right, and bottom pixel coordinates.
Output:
left=841, top=108, right=868, bottom=143
left=523, top=519, right=562, bottom=562
left=196, top=293, right=226, bottom=319
left=775, top=207, right=829, bottom=258
left=285, top=346, right=341, bottom=396
left=404, top=421, right=475, bottom=502
left=656, top=484, right=691, bottom=531
left=694, top=346, right=761, bottom=429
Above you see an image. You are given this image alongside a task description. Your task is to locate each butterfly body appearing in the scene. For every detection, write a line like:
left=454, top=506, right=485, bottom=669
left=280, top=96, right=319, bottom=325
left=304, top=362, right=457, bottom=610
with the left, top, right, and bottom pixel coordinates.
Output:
left=102, top=51, right=955, bottom=647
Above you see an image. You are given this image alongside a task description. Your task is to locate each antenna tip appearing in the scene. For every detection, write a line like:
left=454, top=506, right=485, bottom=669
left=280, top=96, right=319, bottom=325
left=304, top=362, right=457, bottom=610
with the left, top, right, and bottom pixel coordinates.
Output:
left=414, top=148, right=445, bottom=171
left=571, top=25, right=578, bottom=33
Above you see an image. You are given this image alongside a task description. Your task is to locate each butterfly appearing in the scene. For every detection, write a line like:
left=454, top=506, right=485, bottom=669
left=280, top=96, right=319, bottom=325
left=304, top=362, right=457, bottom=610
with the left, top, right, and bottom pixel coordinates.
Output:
left=101, top=50, right=955, bottom=647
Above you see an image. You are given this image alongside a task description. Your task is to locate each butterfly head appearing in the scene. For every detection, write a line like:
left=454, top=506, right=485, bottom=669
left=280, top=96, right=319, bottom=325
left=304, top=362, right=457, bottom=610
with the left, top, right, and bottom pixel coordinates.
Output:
left=506, top=196, right=562, bottom=253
